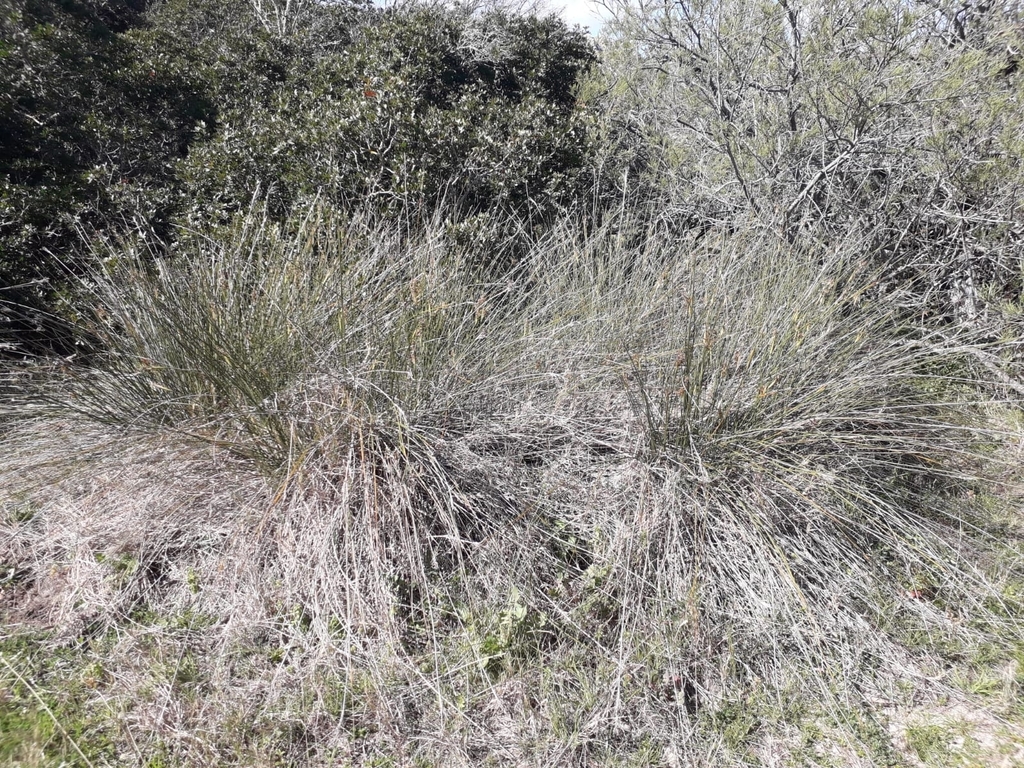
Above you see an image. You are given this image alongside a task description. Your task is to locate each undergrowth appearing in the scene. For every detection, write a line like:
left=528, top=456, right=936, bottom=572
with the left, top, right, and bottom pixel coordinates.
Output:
left=1, top=205, right=1022, bottom=766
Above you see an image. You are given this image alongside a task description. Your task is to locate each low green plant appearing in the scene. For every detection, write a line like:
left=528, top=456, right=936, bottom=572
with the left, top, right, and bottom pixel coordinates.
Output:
left=463, top=585, right=551, bottom=678
left=904, top=722, right=957, bottom=766
left=0, top=636, right=118, bottom=767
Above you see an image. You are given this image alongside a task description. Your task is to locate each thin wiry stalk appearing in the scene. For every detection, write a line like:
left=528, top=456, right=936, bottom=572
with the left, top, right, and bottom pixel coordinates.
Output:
left=1, top=205, right=1021, bottom=766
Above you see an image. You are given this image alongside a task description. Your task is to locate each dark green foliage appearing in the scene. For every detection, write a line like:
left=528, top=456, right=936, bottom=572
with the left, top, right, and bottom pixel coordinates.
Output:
left=169, top=4, right=597, bottom=228
left=0, top=0, right=213, bottom=353
left=1, top=0, right=598, bottom=353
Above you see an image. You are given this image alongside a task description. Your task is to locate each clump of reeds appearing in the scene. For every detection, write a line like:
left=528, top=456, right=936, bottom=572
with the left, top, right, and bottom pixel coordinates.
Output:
left=1, top=205, right=1020, bottom=766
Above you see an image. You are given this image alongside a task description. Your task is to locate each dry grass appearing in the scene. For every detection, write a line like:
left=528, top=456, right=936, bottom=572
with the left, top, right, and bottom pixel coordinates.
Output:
left=1, top=207, right=1022, bottom=766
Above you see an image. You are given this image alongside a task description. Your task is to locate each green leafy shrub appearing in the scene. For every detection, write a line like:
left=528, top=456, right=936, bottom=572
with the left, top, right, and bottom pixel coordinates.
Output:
left=2, top=0, right=598, bottom=353
left=170, top=5, right=597, bottom=231
left=0, top=0, right=213, bottom=353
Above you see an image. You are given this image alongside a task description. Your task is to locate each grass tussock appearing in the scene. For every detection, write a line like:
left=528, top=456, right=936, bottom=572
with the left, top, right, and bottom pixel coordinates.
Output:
left=2, top=206, right=1022, bottom=766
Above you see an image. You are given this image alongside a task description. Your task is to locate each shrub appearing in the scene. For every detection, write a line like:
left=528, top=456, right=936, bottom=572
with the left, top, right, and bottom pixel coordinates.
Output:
left=0, top=0, right=213, bottom=353
left=600, top=0, right=1024, bottom=319
left=170, top=4, right=598, bottom=230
